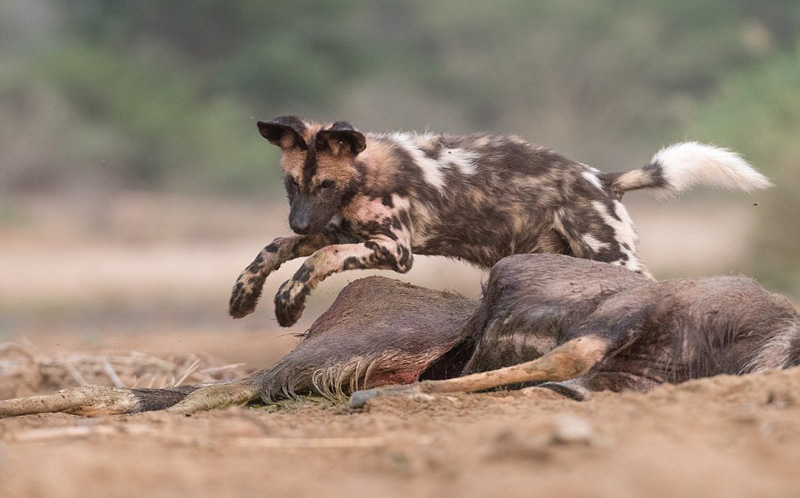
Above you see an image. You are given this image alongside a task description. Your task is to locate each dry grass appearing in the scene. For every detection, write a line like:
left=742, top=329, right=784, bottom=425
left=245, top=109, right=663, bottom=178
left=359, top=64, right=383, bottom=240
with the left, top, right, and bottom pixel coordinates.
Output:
left=0, top=339, right=250, bottom=401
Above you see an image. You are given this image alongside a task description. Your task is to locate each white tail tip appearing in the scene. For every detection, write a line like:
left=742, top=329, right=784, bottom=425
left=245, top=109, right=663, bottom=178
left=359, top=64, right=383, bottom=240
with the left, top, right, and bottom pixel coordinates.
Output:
left=652, top=142, right=773, bottom=194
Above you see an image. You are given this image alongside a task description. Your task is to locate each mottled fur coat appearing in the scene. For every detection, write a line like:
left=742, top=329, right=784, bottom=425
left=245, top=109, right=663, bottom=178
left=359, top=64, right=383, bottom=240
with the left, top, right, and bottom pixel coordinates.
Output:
left=229, top=116, right=771, bottom=326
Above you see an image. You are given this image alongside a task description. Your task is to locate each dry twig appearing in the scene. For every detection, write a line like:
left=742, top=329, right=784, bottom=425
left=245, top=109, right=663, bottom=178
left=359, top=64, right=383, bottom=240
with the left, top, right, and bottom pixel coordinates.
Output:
left=0, top=340, right=250, bottom=401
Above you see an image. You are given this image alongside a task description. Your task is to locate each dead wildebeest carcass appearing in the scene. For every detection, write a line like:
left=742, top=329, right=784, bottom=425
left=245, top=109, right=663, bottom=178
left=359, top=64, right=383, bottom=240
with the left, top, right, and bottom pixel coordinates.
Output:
left=351, top=254, right=800, bottom=406
left=1, top=254, right=798, bottom=417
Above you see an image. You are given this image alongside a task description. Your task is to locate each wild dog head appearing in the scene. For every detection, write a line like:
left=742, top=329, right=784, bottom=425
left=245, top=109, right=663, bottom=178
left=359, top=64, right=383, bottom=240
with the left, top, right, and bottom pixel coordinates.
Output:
left=258, top=116, right=367, bottom=234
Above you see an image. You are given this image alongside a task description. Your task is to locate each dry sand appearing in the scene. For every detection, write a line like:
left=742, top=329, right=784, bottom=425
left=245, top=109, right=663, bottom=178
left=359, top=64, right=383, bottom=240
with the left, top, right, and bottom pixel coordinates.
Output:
left=2, top=368, right=799, bottom=498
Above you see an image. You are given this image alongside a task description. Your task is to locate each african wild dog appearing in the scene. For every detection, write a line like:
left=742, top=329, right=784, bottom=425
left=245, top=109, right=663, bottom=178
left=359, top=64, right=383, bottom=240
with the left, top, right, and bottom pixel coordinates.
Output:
left=229, top=116, right=771, bottom=327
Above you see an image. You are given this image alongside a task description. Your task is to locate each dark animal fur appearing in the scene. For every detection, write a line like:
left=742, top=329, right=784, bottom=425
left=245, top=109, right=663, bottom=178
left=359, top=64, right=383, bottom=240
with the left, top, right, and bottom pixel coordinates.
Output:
left=457, top=255, right=800, bottom=394
left=251, top=255, right=800, bottom=403
left=229, top=116, right=770, bottom=326
left=259, top=255, right=798, bottom=403
left=248, top=277, right=476, bottom=400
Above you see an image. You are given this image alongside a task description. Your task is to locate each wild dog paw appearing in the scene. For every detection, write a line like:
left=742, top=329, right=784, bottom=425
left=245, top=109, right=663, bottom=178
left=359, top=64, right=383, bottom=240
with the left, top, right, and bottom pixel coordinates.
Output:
left=274, top=279, right=310, bottom=327
left=228, top=271, right=267, bottom=318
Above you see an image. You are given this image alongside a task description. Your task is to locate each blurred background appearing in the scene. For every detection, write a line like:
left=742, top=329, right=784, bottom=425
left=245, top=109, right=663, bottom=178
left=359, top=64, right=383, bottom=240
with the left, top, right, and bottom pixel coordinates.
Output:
left=0, top=0, right=798, bottom=367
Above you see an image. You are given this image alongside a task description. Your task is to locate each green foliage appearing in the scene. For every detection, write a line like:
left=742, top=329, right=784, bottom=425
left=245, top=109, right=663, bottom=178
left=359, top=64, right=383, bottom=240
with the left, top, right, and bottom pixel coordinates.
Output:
left=1, top=0, right=799, bottom=201
left=695, top=52, right=800, bottom=293
left=1, top=34, right=279, bottom=192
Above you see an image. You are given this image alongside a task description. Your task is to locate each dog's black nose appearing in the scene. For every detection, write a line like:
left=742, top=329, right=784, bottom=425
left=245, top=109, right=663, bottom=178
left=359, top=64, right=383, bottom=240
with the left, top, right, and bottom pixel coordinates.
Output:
left=290, top=219, right=311, bottom=234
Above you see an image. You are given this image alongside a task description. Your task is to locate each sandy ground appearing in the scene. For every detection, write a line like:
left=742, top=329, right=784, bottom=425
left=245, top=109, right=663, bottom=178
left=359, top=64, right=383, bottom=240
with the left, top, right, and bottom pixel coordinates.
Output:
left=2, top=370, right=800, bottom=498
left=1, top=191, right=795, bottom=498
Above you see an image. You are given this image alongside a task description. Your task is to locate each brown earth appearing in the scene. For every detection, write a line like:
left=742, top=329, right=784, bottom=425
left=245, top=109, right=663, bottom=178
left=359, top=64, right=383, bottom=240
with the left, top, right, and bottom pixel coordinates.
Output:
left=2, top=369, right=800, bottom=498
left=1, top=192, right=795, bottom=498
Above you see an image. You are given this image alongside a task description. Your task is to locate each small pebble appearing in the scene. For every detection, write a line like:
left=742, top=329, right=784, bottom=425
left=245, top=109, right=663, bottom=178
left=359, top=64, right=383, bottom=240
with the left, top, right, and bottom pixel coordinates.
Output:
left=549, top=414, right=595, bottom=445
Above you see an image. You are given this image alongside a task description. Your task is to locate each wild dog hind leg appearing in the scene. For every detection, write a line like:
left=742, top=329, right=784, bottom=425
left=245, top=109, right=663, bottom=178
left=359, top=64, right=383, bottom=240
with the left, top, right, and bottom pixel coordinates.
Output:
left=553, top=199, right=653, bottom=278
left=274, top=235, right=413, bottom=327
left=229, top=233, right=337, bottom=318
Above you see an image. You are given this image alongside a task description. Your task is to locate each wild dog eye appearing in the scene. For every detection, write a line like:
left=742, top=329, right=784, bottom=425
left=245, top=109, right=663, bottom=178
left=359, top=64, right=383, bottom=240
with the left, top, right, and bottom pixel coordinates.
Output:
left=321, top=179, right=335, bottom=189
left=287, top=177, right=299, bottom=189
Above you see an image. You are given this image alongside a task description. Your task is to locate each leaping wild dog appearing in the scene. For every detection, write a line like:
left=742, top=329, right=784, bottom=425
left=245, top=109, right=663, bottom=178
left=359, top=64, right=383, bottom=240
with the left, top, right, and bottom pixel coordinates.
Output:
left=229, top=116, right=771, bottom=327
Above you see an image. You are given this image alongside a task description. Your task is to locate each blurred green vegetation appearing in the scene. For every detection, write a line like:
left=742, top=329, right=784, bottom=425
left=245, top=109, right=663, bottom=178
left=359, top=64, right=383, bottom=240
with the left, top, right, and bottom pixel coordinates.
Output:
left=695, top=52, right=800, bottom=293
left=0, top=0, right=798, bottom=288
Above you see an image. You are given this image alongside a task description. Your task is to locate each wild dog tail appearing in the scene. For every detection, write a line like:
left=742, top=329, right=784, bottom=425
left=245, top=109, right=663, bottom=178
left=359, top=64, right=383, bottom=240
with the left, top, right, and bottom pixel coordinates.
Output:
left=604, top=142, right=772, bottom=199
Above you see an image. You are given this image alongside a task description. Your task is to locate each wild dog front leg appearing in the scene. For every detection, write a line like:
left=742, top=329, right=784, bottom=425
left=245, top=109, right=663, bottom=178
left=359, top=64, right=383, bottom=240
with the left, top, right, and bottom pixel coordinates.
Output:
left=229, top=233, right=335, bottom=318
left=274, top=236, right=413, bottom=327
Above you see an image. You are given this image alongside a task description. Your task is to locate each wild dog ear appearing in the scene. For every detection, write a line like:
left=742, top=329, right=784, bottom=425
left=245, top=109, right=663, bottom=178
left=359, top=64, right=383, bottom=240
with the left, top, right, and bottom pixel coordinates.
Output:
left=257, top=116, right=309, bottom=150
left=316, top=121, right=367, bottom=157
